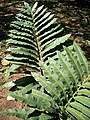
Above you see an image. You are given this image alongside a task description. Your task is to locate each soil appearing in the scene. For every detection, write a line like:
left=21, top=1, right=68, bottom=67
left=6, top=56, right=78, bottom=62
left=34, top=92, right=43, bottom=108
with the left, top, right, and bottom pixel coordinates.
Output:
left=0, top=87, right=21, bottom=120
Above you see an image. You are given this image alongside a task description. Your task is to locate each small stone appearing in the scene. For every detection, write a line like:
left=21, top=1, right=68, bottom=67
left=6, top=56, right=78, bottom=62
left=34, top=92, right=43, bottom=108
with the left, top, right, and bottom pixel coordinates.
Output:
left=7, top=95, right=15, bottom=101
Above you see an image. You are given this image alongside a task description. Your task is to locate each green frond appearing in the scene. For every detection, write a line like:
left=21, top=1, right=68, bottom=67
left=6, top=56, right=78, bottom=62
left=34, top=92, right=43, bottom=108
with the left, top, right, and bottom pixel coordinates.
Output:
left=31, top=42, right=90, bottom=119
left=4, top=2, right=71, bottom=72
left=66, top=76, right=90, bottom=120
left=31, top=72, right=58, bottom=99
left=19, top=84, right=39, bottom=94
left=8, top=92, right=37, bottom=107
left=0, top=108, right=53, bottom=120
left=48, top=57, right=73, bottom=96
left=4, top=64, right=20, bottom=78
left=38, top=113, right=53, bottom=120
left=74, top=42, right=89, bottom=76
left=66, top=107, right=89, bottom=120
left=42, top=34, right=71, bottom=55
left=64, top=46, right=83, bottom=80
left=0, top=108, right=35, bottom=120
left=32, top=89, right=55, bottom=112
left=57, top=50, right=78, bottom=89
left=1, top=40, right=90, bottom=119
left=39, top=60, right=69, bottom=102
left=82, top=81, right=90, bottom=88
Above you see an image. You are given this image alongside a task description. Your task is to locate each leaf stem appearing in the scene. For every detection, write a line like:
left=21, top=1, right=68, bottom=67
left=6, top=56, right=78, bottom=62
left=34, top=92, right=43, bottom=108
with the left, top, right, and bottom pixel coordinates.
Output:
left=65, top=74, right=90, bottom=109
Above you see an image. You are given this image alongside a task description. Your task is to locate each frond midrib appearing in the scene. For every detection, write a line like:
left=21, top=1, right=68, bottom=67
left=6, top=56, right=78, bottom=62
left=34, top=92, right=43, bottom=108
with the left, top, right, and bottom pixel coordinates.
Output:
left=65, top=73, right=90, bottom=110
left=31, top=11, right=43, bottom=62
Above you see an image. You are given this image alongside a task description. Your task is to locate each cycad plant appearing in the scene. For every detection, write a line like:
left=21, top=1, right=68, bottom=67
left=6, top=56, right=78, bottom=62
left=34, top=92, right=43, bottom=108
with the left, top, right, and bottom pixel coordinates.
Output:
left=1, top=2, right=90, bottom=120
left=1, top=42, right=90, bottom=120
left=4, top=2, right=70, bottom=73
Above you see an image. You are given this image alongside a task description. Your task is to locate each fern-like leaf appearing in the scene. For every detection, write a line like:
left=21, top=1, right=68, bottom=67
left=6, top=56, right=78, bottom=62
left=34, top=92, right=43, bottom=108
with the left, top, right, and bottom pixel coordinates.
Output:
left=0, top=108, right=35, bottom=120
left=1, top=42, right=90, bottom=119
left=31, top=42, right=90, bottom=119
left=4, top=2, right=71, bottom=72
left=66, top=79, right=90, bottom=120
